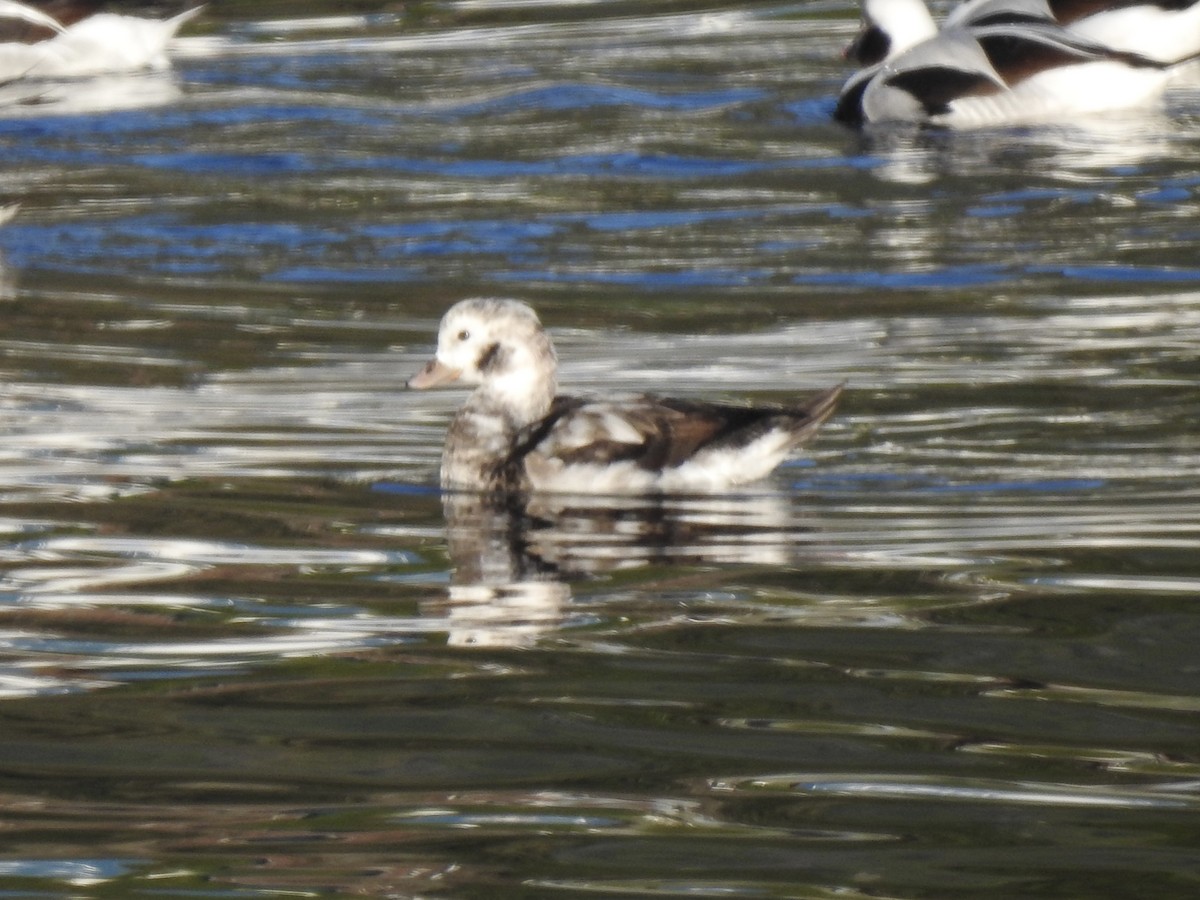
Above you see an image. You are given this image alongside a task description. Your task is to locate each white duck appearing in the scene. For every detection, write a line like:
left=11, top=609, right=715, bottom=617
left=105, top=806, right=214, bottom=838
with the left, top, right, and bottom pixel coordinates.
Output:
left=0, top=0, right=201, bottom=80
left=407, top=298, right=843, bottom=494
left=848, top=0, right=1200, bottom=64
left=837, top=0, right=1200, bottom=126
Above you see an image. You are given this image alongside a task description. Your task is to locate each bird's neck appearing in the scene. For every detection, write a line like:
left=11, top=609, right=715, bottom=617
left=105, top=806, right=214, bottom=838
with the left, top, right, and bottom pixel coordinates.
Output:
left=875, top=0, right=937, bottom=58
left=478, top=366, right=556, bottom=429
left=438, top=368, right=556, bottom=490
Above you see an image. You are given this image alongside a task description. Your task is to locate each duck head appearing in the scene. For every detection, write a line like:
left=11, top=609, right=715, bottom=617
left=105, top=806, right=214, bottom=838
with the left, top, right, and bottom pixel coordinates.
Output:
left=407, top=298, right=558, bottom=425
left=846, top=0, right=939, bottom=64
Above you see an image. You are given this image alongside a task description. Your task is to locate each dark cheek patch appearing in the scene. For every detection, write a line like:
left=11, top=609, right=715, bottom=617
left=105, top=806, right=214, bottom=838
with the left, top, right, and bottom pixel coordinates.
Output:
left=851, top=25, right=892, bottom=66
left=477, top=342, right=504, bottom=373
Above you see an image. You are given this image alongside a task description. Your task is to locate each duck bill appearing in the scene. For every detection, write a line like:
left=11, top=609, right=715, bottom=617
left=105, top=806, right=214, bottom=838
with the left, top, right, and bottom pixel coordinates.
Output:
left=407, top=358, right=462, bottom=389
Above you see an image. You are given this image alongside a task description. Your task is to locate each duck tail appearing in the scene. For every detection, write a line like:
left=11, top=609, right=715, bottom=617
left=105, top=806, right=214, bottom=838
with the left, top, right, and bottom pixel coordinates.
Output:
left=168, top=4, right=206, bottom=34
left=786, top=382, right=845, bottom=445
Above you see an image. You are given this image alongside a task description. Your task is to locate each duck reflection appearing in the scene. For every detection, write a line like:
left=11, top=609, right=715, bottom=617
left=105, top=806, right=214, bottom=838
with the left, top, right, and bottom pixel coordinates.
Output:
left=862, top=113, right=1188, bottom=186
left=430, top=487, right=814, bottom=648
left=433, top=491, right=563, bottom=648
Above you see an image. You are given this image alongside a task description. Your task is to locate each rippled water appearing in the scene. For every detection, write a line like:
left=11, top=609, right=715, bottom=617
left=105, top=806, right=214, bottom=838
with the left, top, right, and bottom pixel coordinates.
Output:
left=1, top=2, right=1199, bottom=897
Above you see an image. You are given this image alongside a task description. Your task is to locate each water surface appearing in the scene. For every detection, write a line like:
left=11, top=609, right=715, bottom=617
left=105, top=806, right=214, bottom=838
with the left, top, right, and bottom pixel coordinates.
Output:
left=0, top=2, right=1199, bottom=897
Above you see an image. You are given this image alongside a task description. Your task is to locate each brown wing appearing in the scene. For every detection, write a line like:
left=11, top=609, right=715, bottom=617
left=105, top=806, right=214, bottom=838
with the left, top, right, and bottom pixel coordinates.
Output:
left=509, top=389, right=842, bottom=474
left=647, top=398, right=785, bottom=468
left=657, top=383, right=843, bottom=461
left=0, top=22, right=52, bottom=42
left=504, top=395, right=745, bottom=472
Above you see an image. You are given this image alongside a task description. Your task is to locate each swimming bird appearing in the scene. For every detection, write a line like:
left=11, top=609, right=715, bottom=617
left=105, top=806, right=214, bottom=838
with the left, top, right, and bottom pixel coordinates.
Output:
left=406, top=298, right=843, bottom=494
left=0, top=0, right=201, bottom=80
left=848, top=0, right=1200, bottom=64
left=837, top=0, right=1200, bottom=126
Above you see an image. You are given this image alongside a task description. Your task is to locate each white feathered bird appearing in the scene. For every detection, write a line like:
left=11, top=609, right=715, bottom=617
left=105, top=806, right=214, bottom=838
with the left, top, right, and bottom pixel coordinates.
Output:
left=837, top=0, right=1200, bottom=126
left=0, top=1, right=201, bottom=81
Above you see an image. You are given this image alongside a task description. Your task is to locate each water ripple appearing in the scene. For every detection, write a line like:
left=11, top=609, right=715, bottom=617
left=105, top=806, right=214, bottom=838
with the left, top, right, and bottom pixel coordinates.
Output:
left=0, top=6, right=1198, bottom=896
left=715, top=774, right=1200, bottom=810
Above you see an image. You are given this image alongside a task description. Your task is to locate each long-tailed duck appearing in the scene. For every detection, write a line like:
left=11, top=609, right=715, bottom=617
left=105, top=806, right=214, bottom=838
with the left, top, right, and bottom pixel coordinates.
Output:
left=407, top=298, right=843, bottom=494
left=836, top=0, right=1200, bottom=127
left=0, top=0, right=201, bottom=79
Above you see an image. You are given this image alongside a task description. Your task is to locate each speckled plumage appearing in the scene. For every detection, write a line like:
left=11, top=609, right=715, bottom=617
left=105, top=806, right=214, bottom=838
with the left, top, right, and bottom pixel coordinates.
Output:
left=407, top=298, right=843, bottom=494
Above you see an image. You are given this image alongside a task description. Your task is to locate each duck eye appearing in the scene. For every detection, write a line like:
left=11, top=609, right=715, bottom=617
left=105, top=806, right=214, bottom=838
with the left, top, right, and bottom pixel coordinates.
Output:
left=457, top=329, right=470, bottom=341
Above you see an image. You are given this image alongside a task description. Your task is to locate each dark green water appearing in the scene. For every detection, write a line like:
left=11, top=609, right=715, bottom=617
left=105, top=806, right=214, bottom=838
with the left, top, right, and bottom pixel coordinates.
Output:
left=0, top=2, right=1198, bottom=897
